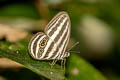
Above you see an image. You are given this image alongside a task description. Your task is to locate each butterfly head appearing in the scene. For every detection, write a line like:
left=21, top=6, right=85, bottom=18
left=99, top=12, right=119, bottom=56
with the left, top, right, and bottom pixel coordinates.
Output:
left=65, top=52, right=70, bottom=57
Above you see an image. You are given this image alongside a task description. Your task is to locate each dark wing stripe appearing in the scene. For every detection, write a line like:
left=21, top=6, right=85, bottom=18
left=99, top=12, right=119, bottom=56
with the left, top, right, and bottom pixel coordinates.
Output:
left=49, top=15, right=66, bottom=36
left=52, top=19, right=69, bottom=59
left=43, top=41, right=54, bottom=58
left=54, top=19, right=68, bottom=43
left=60, top=20, right=71, bottom=59
left=29, top=36, right=36, bottom=56
left=42, top=18, right=64, bottom=59
left=47, top=16, right=60, bottom=31
left=43, top=16, right=68, bottom=59
left=47, top=12, right=66, bottom=30
left=32, top=35, right=42, bottom=56
left=59, top=36, right=69, bottom=59
left=57, top=29, right=69, bottom=59
left=46, top=19, right=68, bottom=59
left=62, top=24, right=71, bottom=56
left=37, top=48, right=43, bottom=58
left=29, top=32, right=44, bottom=57
left=49, top=44, right=59, bottom=59
left=50, top=29, right=68, bottom=59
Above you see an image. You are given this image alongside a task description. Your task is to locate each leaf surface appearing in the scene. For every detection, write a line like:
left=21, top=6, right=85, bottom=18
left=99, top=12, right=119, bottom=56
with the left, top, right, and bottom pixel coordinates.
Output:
left=0, top=40, right=65, bottom=80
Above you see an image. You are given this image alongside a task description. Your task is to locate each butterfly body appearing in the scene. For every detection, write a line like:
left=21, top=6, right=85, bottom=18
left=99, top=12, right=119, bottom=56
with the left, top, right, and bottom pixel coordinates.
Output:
left=28, top=12, right=71, bottom=61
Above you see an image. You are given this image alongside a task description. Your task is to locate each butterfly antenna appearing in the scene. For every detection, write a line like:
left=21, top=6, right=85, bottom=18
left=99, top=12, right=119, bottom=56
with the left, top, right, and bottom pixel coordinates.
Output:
left=68, top=42, right=79, bottom=51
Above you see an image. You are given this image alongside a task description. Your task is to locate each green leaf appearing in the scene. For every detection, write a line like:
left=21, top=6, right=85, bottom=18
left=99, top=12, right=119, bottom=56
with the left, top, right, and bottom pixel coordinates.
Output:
left=67, top=54, right=107, bottom=80
left=0, top=4, right=40, bottom=19
left=0, top=40, right=65, bottom=80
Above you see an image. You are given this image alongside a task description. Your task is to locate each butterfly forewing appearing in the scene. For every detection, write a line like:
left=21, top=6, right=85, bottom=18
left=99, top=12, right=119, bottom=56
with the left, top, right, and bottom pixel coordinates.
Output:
left=44, top=12, right=71, bottom=60
left=28, top=12, right=71, bottom=60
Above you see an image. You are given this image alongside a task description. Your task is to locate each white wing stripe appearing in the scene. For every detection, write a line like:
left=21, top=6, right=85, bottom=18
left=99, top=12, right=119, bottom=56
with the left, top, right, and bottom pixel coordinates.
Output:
left=47, top=16, right=59, bottom=29
left=60, top=25, right=70, bottom=59
left=30, top=35, right=40, bottom=57
left=60, top=36, right=69, bottom=59
left=47, top=18, right=68, bottom=59
left=52, top=22, right=69, bottom=59
left=47, top=15, right=64, bottom=35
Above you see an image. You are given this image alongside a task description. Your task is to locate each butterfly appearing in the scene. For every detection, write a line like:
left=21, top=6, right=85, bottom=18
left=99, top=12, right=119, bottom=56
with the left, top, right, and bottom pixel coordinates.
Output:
left=28, top=11, right=71, bottom=68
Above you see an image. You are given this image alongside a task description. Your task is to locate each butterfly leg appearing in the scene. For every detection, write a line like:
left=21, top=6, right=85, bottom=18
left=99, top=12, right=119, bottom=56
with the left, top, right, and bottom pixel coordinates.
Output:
left=61, top=59, right=63, bottom=69
left=49, top=54, right=61, bottom=68
left=61, top=58, right=66, bottom=69
left=50, top=59, right=57, bottom=68
left=63, top=58, right=66, bottom=69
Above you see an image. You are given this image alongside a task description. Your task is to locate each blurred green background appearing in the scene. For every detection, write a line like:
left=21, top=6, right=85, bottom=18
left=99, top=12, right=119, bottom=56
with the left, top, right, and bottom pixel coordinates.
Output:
left=0, top=0, right=120, bottom=80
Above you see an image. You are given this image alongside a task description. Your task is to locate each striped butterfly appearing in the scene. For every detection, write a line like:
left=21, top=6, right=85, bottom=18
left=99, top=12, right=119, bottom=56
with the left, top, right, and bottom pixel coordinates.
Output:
left=28, top=11, right=71, bottom=68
